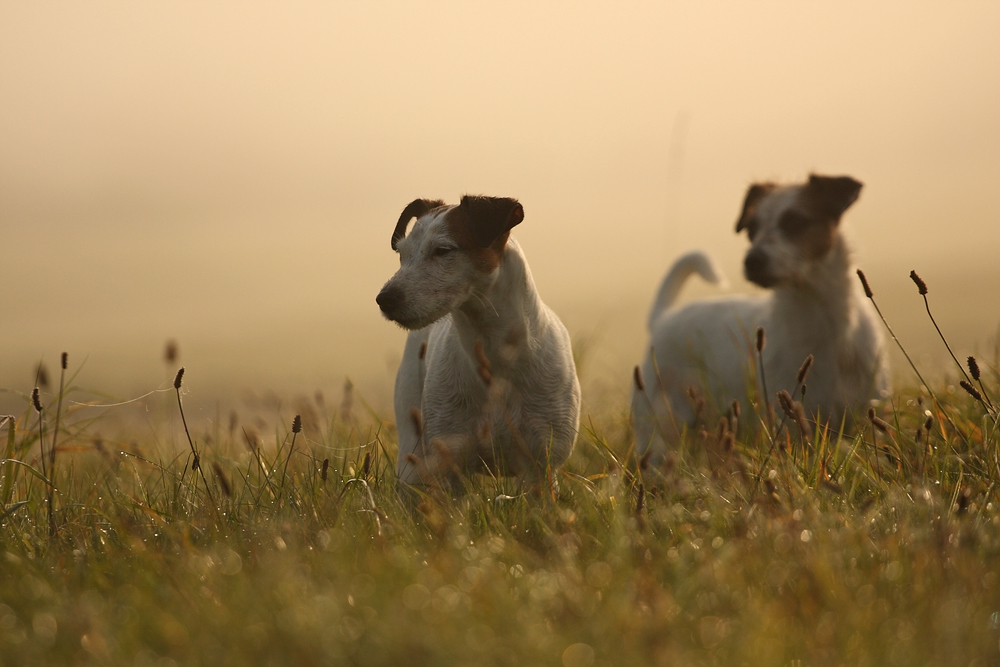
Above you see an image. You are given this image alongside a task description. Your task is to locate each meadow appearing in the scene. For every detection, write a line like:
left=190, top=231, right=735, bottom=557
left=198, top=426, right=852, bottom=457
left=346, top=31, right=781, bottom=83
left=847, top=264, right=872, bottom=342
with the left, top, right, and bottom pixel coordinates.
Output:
left=2, top=278, right=999, bottom=667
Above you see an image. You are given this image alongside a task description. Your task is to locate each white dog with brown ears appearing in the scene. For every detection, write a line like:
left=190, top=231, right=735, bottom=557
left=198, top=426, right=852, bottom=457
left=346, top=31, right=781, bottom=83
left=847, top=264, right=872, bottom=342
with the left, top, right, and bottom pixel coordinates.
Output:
left=377, top=196, right=581, bottom=489
left=633, top=174, right=889, bottom=458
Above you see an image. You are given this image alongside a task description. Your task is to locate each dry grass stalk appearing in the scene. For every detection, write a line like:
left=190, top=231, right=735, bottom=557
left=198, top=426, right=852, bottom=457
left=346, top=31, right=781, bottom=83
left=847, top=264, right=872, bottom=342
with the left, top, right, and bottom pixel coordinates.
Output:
left=173, top=367, right=214, bottom=504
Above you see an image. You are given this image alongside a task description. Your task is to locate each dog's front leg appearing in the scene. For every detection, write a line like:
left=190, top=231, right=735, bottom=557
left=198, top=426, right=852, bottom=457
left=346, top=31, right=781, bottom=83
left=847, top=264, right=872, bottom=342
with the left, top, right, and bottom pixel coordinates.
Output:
left=394, top=329, right=430, bottom=486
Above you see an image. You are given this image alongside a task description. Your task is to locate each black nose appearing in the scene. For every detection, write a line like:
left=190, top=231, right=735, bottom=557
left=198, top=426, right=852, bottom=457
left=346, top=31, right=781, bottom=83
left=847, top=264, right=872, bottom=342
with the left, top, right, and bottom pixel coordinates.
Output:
left=376, top=287, right=403, bottom=314
left=744, top=248, right=769, bottom=280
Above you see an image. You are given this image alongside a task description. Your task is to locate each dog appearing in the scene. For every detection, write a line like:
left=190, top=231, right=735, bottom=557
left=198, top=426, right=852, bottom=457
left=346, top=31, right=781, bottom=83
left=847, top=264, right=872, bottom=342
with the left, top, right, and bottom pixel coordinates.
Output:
left=377, top=195, right=581, bottom=489
left=632, top=174, right=889, bottom=457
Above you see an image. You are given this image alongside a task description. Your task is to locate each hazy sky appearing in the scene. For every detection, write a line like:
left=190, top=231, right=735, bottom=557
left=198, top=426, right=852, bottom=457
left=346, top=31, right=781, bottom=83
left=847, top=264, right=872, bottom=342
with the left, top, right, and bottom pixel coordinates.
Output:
left=2, top=2, right=999, bottom=409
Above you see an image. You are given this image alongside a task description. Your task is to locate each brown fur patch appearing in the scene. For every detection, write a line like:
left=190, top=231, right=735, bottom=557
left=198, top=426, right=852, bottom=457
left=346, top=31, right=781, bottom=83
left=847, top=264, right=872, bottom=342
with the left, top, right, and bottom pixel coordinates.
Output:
left=444, top=201, right=519, bottom=273
left=804, top=174, right=862, bottom=219
left=392, top=198, right=446, bottom=250
left=782, top=174, right=862, bottom=259
left=735, top=182, right=777, bottom=234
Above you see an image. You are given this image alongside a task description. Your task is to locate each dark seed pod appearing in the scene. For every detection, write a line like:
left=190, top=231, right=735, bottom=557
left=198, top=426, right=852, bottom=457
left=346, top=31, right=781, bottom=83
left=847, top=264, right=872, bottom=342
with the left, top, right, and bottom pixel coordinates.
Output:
left=61, top=352, right=68, bottom=370
left=212, top=461, right=232, bottom=497
left=967, top=356, right=981, bottom=382
left=868, top=407, right=889, bottom=433
left=292, top=415, right=302, bottom=434
left=755, top=327, right=766, bottom=353
left=797, top=355, right=814, bottom=385
left=321, top=458, right=329, bottom=481
left=909, top=270, right=928, bottom=296
left=633, top=365, right=645, bottom=392
left=32, top=387, right=43, bottom=413
left=856, top=269, right=873, bottom=298
left=173, top=367, right=185, bottom=390
left=960, top=380, right=983, bottom=402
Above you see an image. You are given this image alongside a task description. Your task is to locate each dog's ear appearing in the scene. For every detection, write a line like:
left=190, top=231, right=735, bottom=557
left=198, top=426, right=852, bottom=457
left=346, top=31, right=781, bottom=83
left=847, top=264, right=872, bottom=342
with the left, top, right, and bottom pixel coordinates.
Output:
left=459, top=196, right=524, bottom=248
left=392, top=199, right=445, bottom=250
left=806, top=175, right=863, bottom=220
left=735, top=183, right=773, bottom=233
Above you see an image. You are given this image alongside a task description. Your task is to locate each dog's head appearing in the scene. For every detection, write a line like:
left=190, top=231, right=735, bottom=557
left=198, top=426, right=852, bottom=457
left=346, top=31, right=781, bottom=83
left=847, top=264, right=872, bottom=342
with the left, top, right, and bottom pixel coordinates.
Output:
left=735, top=174, right=862, bottom=287
left=376, top=195, right=524, bottom=329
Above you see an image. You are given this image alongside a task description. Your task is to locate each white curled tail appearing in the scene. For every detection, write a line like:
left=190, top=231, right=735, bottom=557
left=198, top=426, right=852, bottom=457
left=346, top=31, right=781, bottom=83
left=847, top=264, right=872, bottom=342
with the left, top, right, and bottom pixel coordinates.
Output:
left=647, top=250, right=727, bottom=331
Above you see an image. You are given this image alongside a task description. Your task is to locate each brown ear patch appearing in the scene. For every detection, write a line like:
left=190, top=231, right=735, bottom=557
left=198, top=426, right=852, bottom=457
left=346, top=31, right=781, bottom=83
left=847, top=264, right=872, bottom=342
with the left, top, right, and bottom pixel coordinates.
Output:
left=777, top=174, right=861, bottom=259
left=391, top=198, right=446, bottom=250
left=735, top=183, right=776, bottom=234
left=804, top=174, right=862, bottom=220
left=445, top=196, right=524, bottom=273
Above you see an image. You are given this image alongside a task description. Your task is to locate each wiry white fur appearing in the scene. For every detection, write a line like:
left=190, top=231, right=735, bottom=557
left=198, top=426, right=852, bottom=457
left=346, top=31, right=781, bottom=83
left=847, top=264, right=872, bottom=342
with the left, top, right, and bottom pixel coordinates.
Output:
left=633, top=180, right=889, bottom=459
left=380, top=206, right=581, bottom=487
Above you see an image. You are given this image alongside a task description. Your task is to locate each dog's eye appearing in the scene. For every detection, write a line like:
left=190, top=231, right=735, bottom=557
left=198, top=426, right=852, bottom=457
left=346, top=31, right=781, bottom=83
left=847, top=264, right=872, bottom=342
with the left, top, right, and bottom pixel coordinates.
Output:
left=433, top=246, right=455, bottom=257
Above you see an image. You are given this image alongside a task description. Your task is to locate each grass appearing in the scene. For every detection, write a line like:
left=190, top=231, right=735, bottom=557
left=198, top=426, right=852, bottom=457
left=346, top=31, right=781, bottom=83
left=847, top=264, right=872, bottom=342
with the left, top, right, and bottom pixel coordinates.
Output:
left=2, top=290, right=1000, bottom=666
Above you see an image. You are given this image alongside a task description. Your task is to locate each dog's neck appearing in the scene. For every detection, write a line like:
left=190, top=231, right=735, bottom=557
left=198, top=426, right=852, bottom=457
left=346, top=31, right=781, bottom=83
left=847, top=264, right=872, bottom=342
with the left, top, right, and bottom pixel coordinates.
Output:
left=451, top=238, right=541, bottom=370
left=772, top=236, right=858, bottom=340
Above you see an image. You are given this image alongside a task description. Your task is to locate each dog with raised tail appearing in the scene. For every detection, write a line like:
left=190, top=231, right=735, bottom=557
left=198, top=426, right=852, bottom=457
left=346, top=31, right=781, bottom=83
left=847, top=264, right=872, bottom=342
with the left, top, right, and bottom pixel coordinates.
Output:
left=377, top=195, right=581, bottom=489
left=632, top=174, right=889, bottom=458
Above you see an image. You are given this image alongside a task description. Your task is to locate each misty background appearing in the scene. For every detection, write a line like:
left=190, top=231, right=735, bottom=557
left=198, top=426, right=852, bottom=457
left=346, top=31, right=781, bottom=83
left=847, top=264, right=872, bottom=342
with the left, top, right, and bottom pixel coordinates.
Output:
left=2, top=2, right=999, bottom=414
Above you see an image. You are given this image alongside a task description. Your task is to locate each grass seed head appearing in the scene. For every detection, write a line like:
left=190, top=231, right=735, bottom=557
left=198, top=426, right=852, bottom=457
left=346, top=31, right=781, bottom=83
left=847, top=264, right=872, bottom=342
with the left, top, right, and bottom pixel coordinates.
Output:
left=959, top=380, right=983, bottom=402
left=173, top=367, right=185, bottom=390
left=777, top=390, right=795, bottom=418
left=321, top=458, right=329, bottom=481
left=755, top=327, right=766, bottom=353
left=967, top=356, right=981, bottom=381
left=686, top=386, right=706, bottom=419
left=410, top=408, right=423, bottom=439
left=924, top=415, right=934, bottom=432
left=292, top=415, right=302, bottom=434
left=35, top=364, right=49, bottom=389
left=61, top=352, right=68, bottom=370
left=797, top=354, right=814, bottom=385
left=164, top=340, right=178, bottom=365
left=32, top=387, right=42, bottom=412
left=361, top=451, right=371, bottom=478
left=868, top=407, right=889, bottom=432
left=212, top=461, right=231, bottom=497
left=856, top=269, right=873, bottom=298
left=633, top=365, right=645, bottom=392
left=730, top=399, right=740, bottom=420
left=716, top=417, right=729, bottom=440
left=909, top=270, right=928, bottom=295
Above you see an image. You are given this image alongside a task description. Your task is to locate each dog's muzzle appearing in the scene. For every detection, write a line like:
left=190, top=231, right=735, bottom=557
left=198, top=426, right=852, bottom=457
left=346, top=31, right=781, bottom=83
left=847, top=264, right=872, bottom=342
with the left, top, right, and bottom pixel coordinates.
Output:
left=743, top=248, right=776, bottom=287
left=376, top=286, right=404, bottom=318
